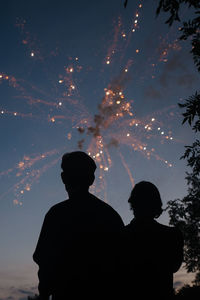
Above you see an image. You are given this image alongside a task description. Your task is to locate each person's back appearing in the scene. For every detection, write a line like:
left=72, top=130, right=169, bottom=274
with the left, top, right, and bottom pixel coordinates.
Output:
left=122, top=181, right=184, bottom=300
left=33, top=151, right=124, bottom=300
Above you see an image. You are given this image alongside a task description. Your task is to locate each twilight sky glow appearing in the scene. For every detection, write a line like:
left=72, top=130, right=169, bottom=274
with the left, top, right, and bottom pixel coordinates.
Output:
left=0, top=1, right=199, bottom=299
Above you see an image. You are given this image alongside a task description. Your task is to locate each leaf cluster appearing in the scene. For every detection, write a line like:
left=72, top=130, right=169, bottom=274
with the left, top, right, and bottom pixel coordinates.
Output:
left=179, top=92, right=200, bottom=131
left=156, top=0, right=200, bottom=26
left=156, top=0, right=200, bottom=71
left=180, top=15, right=200, bottom=71
left=168, top=93, right=200, bottom=282
left=176, top=284, right=200, bottom=298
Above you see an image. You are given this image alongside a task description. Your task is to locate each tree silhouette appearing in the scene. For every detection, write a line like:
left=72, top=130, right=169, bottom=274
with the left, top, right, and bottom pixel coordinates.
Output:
left=175, top=284, right=200, bottom=298
left=167, top=96, right=200, bottom=284
left=156, top=0, right=200, bottom=72
left=155, top=0, right=200, bottom=285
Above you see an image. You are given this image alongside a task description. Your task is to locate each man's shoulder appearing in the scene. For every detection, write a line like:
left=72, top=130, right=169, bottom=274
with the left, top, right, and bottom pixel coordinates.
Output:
left=89, top=194, right=124, bottom=225
left=90, top=193, right=119, bottom=212
left=46, top=200, right=69, bottom=216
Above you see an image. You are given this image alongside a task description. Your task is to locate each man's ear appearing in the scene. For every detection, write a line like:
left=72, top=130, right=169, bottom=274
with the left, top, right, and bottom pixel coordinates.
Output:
left=61, top=172, right=65, bottom=184
left=88, top=173, right=95, bottom=186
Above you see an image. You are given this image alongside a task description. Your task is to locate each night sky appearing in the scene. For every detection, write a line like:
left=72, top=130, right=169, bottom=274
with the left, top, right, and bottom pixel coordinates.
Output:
left=0, top=1, right=198, bottom=299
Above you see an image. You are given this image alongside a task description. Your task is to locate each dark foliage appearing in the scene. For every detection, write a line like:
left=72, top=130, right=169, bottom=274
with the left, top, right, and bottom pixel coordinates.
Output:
left=175, top=284, right=200, bottom=298
left=179, top=92, right=200, bottom=131
left=167, top=96, right=200, bottom=282
left=166, top=86, right=200, bottom=283
left=156, top=0, right=200, bottom=71
left=156, top=1, right=200, bottom=24
left=124, top=0, right=128, bottom=8
left=153, top=0, right=200, bottom=285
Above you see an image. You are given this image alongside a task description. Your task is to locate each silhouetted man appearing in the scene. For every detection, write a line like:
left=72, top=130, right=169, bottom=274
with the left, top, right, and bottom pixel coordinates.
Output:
left=33, top=151, right=124, bottom=300
left=123, top=181, right=184, bottom=300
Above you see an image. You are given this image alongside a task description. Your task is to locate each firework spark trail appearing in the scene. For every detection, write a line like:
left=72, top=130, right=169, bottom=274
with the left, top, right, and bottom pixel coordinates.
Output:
left=0, top=73, right=58, bottom=119
left=119, top=5, right=143, bottom=62
left=0, top=67, right=90, bottom=126
left=103, top=1, right=143, bottom=73
left=0, top=168, right=13, bottom=177
left=119, top=106, right=176, bottom=141
left=15, top=17, right=46, bottom=61
left=13, top=155, right=61, bottom=205
left=111, top=1, right=181, bottom=84
left=0, top=109, right=33, bottom=119
left=104, top=17, right=122, bottom=66
left=119, top=152, right=135, bottom=187
left=0, top=149, right=63, bottom=203
left=3, top=149, right=59, bottom=178
left=108, top=112, right=174, bottom=167
left=16, top=149, right=59, bottom=173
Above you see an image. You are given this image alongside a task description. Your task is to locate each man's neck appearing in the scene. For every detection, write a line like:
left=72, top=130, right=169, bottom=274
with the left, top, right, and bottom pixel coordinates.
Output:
left=67, top=186, right=89, bottom=198
left=134, top=216, right=155, bottom=222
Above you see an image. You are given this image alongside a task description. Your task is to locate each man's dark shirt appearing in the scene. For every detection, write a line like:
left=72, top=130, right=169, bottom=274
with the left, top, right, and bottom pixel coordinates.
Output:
left=123, top=219, right=184, bottom=299
left=33, top=192, right=124, bottom=299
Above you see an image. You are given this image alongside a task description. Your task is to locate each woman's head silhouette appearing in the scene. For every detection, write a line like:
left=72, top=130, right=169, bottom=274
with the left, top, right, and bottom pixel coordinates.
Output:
left=128, top=181, right=163, bottom=219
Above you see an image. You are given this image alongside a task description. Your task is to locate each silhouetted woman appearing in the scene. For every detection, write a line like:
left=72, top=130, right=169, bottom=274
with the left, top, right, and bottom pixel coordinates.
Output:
left=123, top=181, right=184, bottom=300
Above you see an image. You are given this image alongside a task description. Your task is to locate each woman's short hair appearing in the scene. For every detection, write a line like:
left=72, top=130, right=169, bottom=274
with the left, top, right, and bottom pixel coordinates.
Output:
left=128, top=181, right=163, bottom=218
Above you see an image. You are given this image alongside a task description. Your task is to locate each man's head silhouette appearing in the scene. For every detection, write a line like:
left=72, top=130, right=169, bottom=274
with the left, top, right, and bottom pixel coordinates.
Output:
left=61, top=151, right=97, bottom=194
left=128, top=181, right=163, bottom=219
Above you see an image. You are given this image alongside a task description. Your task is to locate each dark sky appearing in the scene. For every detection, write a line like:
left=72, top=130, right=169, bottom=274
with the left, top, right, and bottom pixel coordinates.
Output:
left=0, top=0, right=198, bottom=298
